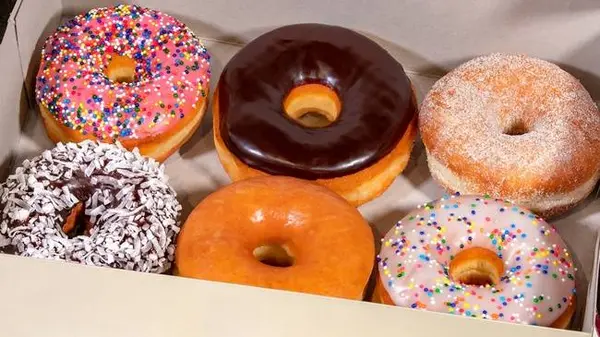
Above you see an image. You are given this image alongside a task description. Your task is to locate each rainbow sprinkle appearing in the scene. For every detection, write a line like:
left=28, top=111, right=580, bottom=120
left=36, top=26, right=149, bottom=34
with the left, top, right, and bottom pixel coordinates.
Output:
left=35, top=5, right=211, bottom=140
left=377, top=193, right=576, bottom=326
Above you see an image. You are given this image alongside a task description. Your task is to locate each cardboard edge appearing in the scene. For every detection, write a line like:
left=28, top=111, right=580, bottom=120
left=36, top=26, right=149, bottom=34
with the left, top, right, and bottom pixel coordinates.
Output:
left=0, top=254, right=591, bottom=337
left=7, top=0, right=22, bottom=24
left=583, top=231, right=600, bottom=333
left=0, top=0, right=27, bottom=180
left=9, top=0, right=26, bottom=96
left=13, top=0, right=62, bottom=106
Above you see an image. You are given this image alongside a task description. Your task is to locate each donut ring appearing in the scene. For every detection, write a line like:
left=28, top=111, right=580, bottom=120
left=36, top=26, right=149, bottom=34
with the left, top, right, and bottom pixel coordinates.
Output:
left=214, top=24, right=417, bottom=206
left=175, top=176, right=375, bottom=299
left=375, top=193, right=576, bottom=328
left=0, top=141, right=182, bottom=273
left=419, top=53, right=600, bottom=218
left=35, top=5, right=211, bottom=162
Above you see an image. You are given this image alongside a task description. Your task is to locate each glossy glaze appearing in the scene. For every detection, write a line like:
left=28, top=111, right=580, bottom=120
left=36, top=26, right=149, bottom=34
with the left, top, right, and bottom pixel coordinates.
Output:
left=217, top=24, right=415, bottom=179
left=175, top=176, right=374, bottom=299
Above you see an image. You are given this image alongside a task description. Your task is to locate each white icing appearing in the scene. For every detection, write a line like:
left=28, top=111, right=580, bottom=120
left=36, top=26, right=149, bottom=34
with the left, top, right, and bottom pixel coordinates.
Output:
left=377, top=194, right=576, bottom=326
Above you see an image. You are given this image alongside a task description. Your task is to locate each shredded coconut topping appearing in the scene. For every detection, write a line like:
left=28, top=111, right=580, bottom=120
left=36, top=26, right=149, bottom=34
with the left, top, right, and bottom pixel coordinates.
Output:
left=0, top=140, right=182, bottom=273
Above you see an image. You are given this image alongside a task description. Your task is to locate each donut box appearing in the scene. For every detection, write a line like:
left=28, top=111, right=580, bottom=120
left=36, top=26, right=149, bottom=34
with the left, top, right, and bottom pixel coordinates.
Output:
left=588, top=234, right=600, bottom=336
left=2, top=0, right=600, bottom=336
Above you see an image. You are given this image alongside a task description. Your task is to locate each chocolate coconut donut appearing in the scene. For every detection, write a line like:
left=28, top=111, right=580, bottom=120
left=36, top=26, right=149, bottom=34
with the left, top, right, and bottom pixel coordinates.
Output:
left=0, top=141, right=182, bottom=273
left=213, top=24, right=418, bottom=206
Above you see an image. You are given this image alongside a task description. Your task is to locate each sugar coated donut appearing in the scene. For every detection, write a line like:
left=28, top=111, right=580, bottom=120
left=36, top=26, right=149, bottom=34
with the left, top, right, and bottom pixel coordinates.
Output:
left=213, top=24, right=417, bottom=206
left=175, top=176, right=375, bottom=299
left=0, top=140, right=182, bottom=273
left=419, top=53, right=600, bottom=219
left=374, top=193, right=576, bottom=328
left=35, top=5, right=211, bottom=162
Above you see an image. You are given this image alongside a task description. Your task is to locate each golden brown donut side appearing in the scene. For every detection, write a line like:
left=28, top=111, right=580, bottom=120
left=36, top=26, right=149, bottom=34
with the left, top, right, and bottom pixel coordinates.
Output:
left=175, top=176, right=375, bottom=300
left=428, top=171, right=595, bottom=219
left=213, top=86, right=418, bottom=207
left=39, top=96, right=207, bottom=163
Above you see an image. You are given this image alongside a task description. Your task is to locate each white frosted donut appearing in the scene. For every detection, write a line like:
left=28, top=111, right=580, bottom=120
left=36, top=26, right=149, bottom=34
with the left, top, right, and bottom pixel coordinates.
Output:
left=419, top=53, right=600, bottom=219
left=376, top=193, right=576, bottom=328
left=0, top=140, right=182, bottom=273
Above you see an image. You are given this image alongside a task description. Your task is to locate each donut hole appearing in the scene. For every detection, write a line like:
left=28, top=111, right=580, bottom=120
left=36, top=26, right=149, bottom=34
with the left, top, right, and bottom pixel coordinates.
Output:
left=502, top=119, right=530, bottom=136
left=253, top=243, right=295, bottom=267
left=296, top=111, right=334, bottom=128
left=283, top=84, right=341, bottom=128
left=449, top=247, right=504, bottom=286
left=106, top=55, right=137, bottom=83
left=62, top=203, right=93, bottom=238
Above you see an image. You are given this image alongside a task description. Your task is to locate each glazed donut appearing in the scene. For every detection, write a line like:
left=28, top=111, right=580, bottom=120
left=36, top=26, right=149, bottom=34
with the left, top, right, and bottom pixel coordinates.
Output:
left=35, top=5, right=211, bottom=162
left=419, top=53, right=600, bottom=218
left=0, top=140, right=182, bottom=273
left=175, top=176, right=374, bottom=299
left=213, top=24, right=417, bottom=206
left=374, top=193, right=576, bottom=328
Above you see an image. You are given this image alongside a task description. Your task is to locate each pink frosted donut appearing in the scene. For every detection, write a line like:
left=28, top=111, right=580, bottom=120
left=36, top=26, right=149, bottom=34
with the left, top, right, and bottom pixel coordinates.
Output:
left=35, top=5, right=211, bottom=162
left=375, top=193, right=576, bottom=328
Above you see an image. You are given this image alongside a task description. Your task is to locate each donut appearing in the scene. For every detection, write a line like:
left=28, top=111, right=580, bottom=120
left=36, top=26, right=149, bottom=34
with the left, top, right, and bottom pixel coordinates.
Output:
left=35, top=5, right=211, bottom=162
left=213, top=24, right=417, bottom=206
left=419, top=53, right=600, bottom=218
left=374, top=193, right=576, bottom=328
left=0, top=140, right=182, bottom=273
left=175, top=176, right=375, bottom=299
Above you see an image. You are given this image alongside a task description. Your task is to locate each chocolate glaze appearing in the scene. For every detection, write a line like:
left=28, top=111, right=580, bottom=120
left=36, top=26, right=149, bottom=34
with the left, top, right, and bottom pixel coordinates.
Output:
left=217, top=24, right=416, bottom=179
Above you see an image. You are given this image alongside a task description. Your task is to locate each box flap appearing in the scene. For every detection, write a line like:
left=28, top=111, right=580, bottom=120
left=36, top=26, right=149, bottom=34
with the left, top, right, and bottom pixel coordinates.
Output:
left=13, top=0, right=61, bottom=103
left=0, top=0, right=27, bottom=180
left=584, top=231, right=600, bottom=333
left=0, top=255, right=589, bottom=337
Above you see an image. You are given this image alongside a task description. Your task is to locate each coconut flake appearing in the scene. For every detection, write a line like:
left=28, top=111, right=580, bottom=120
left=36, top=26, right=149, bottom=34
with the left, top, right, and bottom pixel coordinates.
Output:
left=0, top=140, right=182, bottom=273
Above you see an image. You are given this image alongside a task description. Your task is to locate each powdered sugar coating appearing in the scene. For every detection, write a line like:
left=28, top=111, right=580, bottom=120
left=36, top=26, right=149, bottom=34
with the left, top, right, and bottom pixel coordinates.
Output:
left=35, top=5, right=211, bottom=140
left=0, top=141, right=182, bottom=273
left=419, top=53, right=600, bottom=215
left=377, top=193, right=576, bottom=326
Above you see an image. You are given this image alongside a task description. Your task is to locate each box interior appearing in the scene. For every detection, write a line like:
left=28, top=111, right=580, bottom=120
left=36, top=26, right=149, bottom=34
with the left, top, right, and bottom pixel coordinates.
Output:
left=3, top=0, right=600, bottom=335
left=583, top=234, right=600, bottom=332
left=59, top=0, right=600, bottom=102
left=0, top=0, right=26, bottom=181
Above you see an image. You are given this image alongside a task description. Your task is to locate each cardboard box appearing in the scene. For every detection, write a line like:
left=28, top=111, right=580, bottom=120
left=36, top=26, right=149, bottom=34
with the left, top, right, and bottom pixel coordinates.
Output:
left=3, top=0, right=600, bottom=336
left=583, top=233, right=600, bottom=336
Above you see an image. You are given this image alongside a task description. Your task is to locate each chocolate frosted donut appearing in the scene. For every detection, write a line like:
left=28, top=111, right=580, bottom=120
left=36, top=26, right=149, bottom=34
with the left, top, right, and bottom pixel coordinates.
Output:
left=0, top=141, right=182, bottom=273
left=214, top=24, right=418, bottom=206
